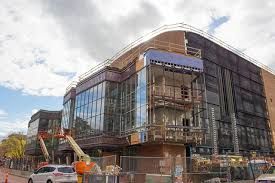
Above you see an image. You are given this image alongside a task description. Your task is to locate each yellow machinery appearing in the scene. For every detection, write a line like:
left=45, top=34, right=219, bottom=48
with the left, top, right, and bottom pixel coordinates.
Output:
left=37, top=129, right=100, bottom=182
left=37, top=132, right=51, bottom=168
left=54, top=130, right=101, bottom=182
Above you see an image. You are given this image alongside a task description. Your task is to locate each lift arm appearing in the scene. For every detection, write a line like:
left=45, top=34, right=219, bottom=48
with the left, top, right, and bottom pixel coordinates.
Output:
left=38, top=134, right=50, bottom=162
left=65, top=135, right=91, bottom=163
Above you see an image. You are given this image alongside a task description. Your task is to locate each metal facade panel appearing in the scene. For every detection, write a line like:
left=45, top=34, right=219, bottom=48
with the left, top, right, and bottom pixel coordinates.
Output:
left=144, top=49, right=204, bottom=71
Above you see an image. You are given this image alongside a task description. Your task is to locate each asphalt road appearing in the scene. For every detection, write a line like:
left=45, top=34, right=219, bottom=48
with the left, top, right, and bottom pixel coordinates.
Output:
left=0, top=171, right=27, bottom=183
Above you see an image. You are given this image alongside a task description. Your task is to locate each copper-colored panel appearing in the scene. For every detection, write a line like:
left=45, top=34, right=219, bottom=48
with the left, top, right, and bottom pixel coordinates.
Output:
left=262, top=69, right=275, bottom=150
left=110, top=31, right=186, bottom=70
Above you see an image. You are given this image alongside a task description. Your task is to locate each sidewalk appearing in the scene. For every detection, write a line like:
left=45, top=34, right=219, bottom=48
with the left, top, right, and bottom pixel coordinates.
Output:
left=0, top=170, right=27, bottom=183
left=0, top=167, right=31, bottom=179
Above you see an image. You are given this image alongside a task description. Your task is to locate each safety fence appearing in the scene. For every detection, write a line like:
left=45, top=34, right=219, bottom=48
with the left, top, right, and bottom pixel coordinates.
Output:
left=83, top=155, right=230, bottom=183
left=83, top=155, right=275, bottom=183
left=3, top=155, right=275, bottom=183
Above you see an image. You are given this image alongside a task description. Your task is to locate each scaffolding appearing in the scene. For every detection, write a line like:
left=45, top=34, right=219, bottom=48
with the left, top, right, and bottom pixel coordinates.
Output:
left=145, top=61, right=206, bottom=145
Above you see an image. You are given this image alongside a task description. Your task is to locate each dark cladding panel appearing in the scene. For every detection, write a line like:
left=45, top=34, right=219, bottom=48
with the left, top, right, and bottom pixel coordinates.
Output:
left=238, top=58, right=250, bottom=78
left=105, top=70, right=121, bottom=82
left=204, top=59, right=217, bottom=77
left=186, top=32, right=204, bottom=48
left=228, top=53, right=238, bottom=72
left=63, top=89, right=76, bottom=104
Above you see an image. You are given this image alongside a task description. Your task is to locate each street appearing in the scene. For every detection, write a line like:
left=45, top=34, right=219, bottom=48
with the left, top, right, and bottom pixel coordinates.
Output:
left=0, top=171, right=27, bottom=183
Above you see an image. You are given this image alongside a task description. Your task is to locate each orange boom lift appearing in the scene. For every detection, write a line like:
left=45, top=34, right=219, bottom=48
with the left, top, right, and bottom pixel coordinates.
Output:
left=38, top=129, right=100, bottom=182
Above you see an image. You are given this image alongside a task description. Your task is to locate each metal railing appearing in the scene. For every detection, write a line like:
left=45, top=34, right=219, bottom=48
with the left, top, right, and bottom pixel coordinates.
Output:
left=66, top=23, right=275, bottom=93
left=79, top=38, right=201, bottom=80
left=65, top=81, right=77, bottom=93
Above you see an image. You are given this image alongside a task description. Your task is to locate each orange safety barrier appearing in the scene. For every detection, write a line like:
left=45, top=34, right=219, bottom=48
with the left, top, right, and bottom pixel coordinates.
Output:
left=4, top=172, right=8, bottom=183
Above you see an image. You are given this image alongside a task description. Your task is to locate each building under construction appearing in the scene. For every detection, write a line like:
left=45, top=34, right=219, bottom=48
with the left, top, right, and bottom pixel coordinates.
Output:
left=59, top=24, right=275, bottom=163
left=25, top=110, right=62, bottom=164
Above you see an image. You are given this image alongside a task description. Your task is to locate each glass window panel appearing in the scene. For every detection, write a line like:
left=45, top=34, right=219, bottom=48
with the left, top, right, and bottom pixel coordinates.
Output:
left=76, top=94, right=80, bottom=108
left=136, top=88, right=141, bottom=108
left=136, top=107, right=141, bottom=127
left=131, top=110, right=136, bottom=128
left=140, top=68, right=146, bottom=88
left=84, top=90, right=89, bottom=105
left=108, top=117, right=114, bottom=132
left=130, top=75, right=136, bottom=94
left=97, top=83, right=102, bottom=99
left=140, top=88, right=146, bottom=106
left=101, top=98, right=105, bottom=115
left=100, top=114, right=104, bottom=131
left=87, top=118, right=92, bottom=134
left=79, top=107, right=83, bottom=120
left=95, top=115, right=100, bottom=130
left=92, top=101, right=96, bottom=117
left=87, top=103, right=92, bottom=118
left=131, top=92, right=135, bottom=110
left=137, top=71, right=141, bottom=89
left=80, top=92, right=84, bottom=106
left=89, top=88, right=93, bottom=103
left=102, top=82, right=106, bottom=98
left=86, top=105, right=89, bottom=119
left=79, top=92, right=83, bottom=106
left=91, top=117, right=96, bottom=129
left=93, top=85, right=98, bottom=101
left=140, top=105, right=147, bottom=126
left=126, top=112, right=130, bottom=130
left=96, top=100, right=101, bottom=115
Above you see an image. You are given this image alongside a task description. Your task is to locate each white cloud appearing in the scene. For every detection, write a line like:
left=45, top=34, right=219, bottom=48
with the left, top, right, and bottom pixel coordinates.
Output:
left=212, top=0, right=275, bottom=67
left=0, top=109, right=8, bottom=119
left=31, top=109, right=39, bottom=115
left=0, top=118, right=29, bottom=137
left=0, top=0, right=94, bottom=96
left=0, top=109, right=30, bottom=137
left=0, top=0, right=274, bottom=97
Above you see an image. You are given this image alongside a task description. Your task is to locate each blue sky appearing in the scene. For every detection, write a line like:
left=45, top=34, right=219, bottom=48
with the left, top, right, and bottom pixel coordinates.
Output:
left=0, top=86, right=62, bottom=121
left=0, top=86, right=63, bottom=137
left=0, top=0, right=274, bottom=137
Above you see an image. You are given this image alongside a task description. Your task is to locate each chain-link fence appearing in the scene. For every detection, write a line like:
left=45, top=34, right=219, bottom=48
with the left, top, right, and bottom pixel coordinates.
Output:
left=83, top=155, right=118, bottom=182
left=82, top=155, right=275, bottom=183
left=83, top=155, right=230, bottom=183
left=119, top=155, right=229, bottom=183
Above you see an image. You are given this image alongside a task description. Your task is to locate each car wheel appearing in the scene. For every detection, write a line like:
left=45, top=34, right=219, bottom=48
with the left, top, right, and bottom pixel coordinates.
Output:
left=47, top=180, right=53, bottom=183
left=28, top=179, right=33, bottom=183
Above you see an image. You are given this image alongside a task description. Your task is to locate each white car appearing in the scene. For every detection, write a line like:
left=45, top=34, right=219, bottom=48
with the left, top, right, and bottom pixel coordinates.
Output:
left=28, top=164, right=78, bottom=183
left=255, top=165, right=275, bottom=182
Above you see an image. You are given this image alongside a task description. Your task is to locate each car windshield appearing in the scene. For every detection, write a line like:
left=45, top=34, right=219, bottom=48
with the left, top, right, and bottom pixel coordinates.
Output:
left=265, top=166, right=275, bottom=174
left=58, top=167, right=75, bottom=173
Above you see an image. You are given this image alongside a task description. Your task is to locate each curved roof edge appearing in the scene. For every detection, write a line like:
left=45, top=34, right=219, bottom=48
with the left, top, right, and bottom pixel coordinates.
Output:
left=74, top=23, right=275, bottom=91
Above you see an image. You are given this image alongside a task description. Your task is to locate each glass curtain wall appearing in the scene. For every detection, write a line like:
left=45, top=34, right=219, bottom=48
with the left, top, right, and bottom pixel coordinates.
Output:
left=74, top=82, right=105, bottom=137
left=62, top=100, right=71, bottom=129
left=120, top=68, right=147, bottom=134
left=104, top=81, right=120, bottom=135
left=26, top=119, right=39, bottom=150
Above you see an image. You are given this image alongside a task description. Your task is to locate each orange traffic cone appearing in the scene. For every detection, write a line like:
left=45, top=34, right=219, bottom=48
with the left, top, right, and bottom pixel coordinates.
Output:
left=4, top=172, right=8, bottom=183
